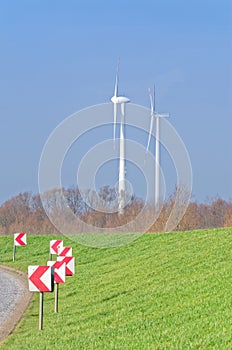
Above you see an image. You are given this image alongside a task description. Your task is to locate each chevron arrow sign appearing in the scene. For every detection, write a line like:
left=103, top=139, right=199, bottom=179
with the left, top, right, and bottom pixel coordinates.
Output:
left=50, top=240, right=63, bottom=255
left=57, top=256, right=75, bottom=276
left=28, top=266, right=54, bottom=292
left=14, top=232, right=27, bottom=246
left=47, top=260, right=66, bottom=284
left=58, top=246, right=72, bottom=257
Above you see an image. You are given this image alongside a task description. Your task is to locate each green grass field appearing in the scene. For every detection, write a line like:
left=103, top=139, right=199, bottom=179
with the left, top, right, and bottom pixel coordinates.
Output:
left=0, top=228, right=231, bottom=349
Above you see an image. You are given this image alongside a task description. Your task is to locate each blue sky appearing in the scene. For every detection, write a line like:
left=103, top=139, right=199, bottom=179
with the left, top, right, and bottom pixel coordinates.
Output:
left=0, top=0, right=231, bottom=204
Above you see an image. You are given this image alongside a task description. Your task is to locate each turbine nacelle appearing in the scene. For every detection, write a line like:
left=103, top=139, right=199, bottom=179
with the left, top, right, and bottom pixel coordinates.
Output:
left=111, top=64, right=130, bottom=145
left=111, top=96, right=130, bottom=104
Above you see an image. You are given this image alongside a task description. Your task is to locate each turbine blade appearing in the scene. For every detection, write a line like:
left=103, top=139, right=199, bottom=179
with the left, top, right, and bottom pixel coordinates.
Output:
left=153, top=84, right=156, bottom=112
left=114, top=72, right=118, bottom=97
left=113, top=102, right=117, bottom=143
left=114, top=60, right=120, bottom=97
left=148, top=88, right=154, bottom=115
left=146, top=114, right=154, bottom=152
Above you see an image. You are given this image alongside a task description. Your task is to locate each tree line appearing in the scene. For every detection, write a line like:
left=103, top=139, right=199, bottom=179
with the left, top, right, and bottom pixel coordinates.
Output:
left=0, top=186, right=231, bottom=235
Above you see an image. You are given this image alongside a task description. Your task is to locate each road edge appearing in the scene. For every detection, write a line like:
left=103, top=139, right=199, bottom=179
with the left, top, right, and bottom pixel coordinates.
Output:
left=0, top=264, right=33, bottom=343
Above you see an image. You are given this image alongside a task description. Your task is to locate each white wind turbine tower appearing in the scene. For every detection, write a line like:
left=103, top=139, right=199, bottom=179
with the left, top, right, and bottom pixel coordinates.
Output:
left=111, top=64, right=130, bottom=215
left=146, top=86, right=169, bottom=210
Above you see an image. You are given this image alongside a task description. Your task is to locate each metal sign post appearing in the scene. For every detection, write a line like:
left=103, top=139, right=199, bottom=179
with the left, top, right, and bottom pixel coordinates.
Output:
left=54, top=283, right=58, bottom=313
left=13, top=244, right=16, bottom=262
left=13, top=232, right=27, bottom=261
left=47, top=260, right=66, bottom=313
left=39, top=292, right=44, bottom=330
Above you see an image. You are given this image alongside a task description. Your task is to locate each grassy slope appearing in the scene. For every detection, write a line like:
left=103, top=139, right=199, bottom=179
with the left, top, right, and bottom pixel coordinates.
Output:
left=0, top=228, right=231, bottom=350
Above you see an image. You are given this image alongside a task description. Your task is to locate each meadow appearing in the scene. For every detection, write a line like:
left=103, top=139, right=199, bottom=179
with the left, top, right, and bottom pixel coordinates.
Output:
left=0, top=228, right=231, bottom=349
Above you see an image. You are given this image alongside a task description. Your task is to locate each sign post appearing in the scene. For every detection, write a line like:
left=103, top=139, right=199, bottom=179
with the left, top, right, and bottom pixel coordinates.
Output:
left=39, top=292, right=43, bottom=331
left=28, top=265, right=54, bottom=330
left=13, top=232, right=27, bottom=261
left=47, top=260, right=66, bottom=313
left=13, top=245, right=16, bottom=262
left=54, top=283, right=58, bottom=313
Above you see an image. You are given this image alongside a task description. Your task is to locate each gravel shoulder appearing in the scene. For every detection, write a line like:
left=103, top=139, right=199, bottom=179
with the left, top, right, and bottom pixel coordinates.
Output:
left=0, top=265, right=32, bottom=343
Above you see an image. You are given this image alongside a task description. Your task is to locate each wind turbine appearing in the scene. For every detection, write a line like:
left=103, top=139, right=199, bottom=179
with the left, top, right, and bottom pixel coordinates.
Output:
left=111, top=64, right=130, bottom=215
left=146, top=86, right=169, bottom=210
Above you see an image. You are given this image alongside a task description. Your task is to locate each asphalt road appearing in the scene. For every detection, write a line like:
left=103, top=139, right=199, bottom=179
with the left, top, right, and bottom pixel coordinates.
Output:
left=0, top=266, right=32, bottom=342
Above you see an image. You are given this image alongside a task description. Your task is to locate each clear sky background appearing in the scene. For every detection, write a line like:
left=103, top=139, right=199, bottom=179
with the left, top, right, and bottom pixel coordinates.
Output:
left=0, top=0, right=231, bottom=204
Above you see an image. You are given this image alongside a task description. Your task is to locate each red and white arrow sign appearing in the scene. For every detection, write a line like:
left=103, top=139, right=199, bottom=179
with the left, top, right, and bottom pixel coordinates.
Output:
left=47, top=260, right=66, bottom=284
left=58, top=246, right=72, bottom=257
left=14, top=232, right=27, bottom=246
left=50, top=240, right=63, bottom=255
left=57, top=256, right=75, bottom=276
left=28, top=266, right=54, bottom=292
